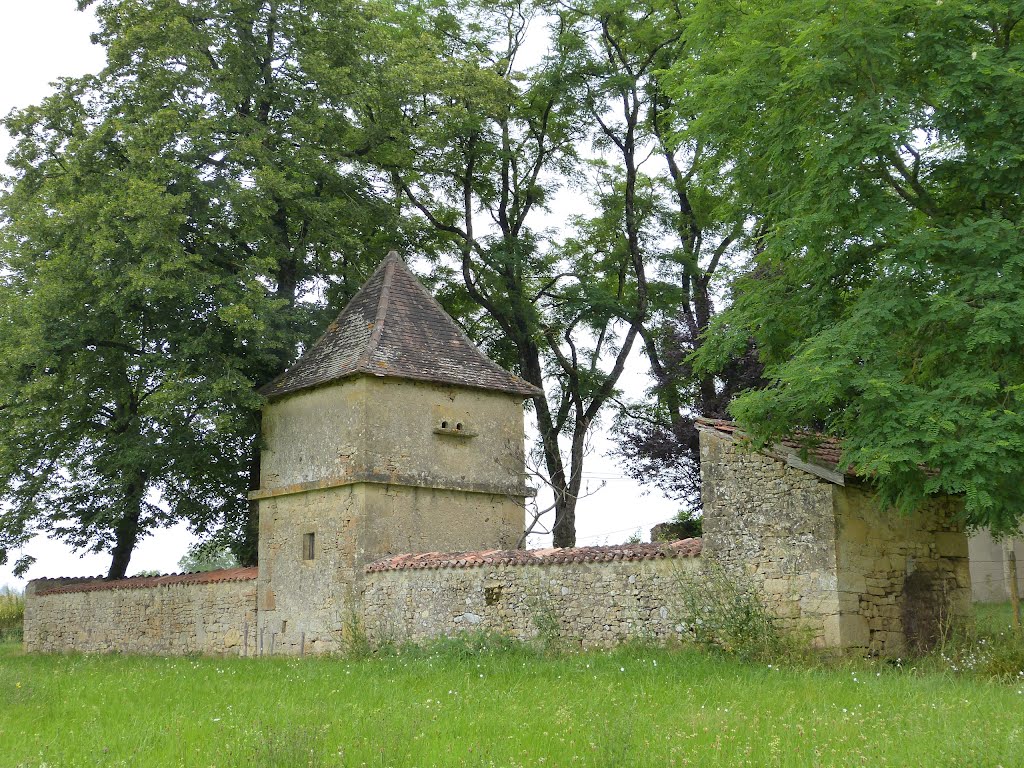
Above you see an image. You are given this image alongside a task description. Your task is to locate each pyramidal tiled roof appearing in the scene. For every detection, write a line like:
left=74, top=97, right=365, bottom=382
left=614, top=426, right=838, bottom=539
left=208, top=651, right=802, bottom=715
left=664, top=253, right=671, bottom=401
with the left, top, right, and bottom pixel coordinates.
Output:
left=260, top=252, right=542, bottom=399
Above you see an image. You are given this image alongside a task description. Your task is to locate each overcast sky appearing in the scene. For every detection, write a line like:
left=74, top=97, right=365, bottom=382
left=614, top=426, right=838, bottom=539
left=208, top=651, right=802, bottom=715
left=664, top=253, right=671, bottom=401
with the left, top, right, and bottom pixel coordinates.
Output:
left=0, top=1, right=678, bottom=590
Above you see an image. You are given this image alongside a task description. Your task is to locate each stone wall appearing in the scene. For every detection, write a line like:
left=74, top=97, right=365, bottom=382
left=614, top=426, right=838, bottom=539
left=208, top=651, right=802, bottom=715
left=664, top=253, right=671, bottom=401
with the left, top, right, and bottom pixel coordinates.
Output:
left=361, top=542, right=702, bottom=649
left=699, top=430, right=839, bottom=646
left=834, top=488, right=970, bottom=654
left=24, top=569, right=257, bottom=655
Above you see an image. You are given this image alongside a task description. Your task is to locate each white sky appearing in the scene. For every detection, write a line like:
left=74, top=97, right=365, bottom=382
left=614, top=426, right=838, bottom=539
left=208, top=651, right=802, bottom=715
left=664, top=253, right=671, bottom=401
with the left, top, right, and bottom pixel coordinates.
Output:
left=0, top=1, right=678, bottom=590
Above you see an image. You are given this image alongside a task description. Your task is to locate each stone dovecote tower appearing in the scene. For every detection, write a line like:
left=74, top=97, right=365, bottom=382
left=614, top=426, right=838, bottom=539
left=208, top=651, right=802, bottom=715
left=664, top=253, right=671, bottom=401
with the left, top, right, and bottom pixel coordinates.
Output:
left=250, top=251, right=539, bottom=654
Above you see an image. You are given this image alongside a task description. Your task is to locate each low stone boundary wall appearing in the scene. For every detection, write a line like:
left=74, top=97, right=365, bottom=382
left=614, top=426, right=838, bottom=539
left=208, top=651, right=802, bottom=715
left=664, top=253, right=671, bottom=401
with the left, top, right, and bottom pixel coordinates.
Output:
left=361, top=540, right=702, bottom=649
left=24, top=568, right=258, bottom=656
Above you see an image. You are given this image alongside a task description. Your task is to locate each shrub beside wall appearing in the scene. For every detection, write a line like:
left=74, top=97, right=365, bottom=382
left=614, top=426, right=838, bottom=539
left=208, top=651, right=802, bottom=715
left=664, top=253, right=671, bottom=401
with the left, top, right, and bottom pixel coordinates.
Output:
left=0, top=586, right=25, bottom=642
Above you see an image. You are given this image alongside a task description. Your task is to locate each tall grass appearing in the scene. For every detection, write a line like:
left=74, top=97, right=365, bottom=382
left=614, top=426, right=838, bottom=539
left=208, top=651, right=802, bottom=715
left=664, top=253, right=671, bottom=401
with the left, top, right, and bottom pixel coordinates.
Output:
left=1, top=635, right=1022, bottom=767
left=2, top=604, right=1021, bottom=766
left=922, top=601, right=1024, bottom=682
left=0, top=585, right=24, bottom=642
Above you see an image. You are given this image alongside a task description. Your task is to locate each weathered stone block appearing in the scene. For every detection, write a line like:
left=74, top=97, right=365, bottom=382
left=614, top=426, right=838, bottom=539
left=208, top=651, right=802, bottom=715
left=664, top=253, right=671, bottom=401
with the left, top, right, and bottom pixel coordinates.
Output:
left=933, top=532, right=969, bottom=558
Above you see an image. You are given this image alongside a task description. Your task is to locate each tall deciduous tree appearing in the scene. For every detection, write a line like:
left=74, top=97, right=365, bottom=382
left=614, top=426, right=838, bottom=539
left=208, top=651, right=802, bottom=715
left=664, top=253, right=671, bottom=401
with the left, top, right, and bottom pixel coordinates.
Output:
left=552, top=0, right=761, bottom=513
left=362, top=0, right=677, bottom=546
left=0, top=0, right=409, bottom=577
left=679, top=0, right=1024, bottom=532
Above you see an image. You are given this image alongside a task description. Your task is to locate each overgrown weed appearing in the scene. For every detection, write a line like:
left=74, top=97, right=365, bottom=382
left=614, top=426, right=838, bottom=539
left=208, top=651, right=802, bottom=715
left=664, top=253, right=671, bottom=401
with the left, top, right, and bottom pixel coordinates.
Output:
left=223, top=721, right=327, bottom=768
left=341, top=611, right=375, bottom=659
left=674, top=558, right=800, bottom=663
left=529, top=594, right=566, bottom=655
left=920, top=602, right=1024, bottom=682
left=0, top=586, right=24, bottom=643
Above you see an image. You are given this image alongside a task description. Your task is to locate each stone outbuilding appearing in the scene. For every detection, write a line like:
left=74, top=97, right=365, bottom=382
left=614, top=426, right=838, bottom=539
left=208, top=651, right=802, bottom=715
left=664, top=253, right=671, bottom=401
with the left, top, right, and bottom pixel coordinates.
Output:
left=697, top=419, right=972, bottom=654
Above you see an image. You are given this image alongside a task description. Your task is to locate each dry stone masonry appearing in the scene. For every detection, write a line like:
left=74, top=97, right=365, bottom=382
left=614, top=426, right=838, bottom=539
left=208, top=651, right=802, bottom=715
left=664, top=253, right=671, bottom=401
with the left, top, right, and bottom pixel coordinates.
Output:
left=22, top=253, right=973, bottom=658
left=362, top=541, right=702, bottom=648
left=24, top=569, right=257, bottom=655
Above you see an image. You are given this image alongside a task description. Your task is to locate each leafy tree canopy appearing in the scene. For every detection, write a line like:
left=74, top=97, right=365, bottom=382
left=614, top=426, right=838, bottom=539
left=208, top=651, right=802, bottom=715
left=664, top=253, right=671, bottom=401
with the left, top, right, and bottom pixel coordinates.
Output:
left=357, top=0, right=666, bottom=546
left=178, top=541, right=239, bottom=573
left=678, top=0, right=1024, bottom=533
left=0, top=0, right=413, bottom=577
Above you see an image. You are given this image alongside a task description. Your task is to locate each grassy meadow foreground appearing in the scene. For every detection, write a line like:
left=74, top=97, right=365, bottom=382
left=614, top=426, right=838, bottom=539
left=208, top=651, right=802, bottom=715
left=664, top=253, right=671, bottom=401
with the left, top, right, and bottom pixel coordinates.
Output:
left=2, top=605, right=1023, bottom=768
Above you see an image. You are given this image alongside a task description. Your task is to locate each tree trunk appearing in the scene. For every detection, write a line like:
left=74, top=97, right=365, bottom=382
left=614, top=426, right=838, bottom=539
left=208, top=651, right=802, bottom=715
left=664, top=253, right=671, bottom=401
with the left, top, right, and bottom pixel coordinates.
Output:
left=520, top=341, right=577, bottom=548
left=551, top=498, right=576, bottom=548
left=551, top=424, right=590, bottom=549
left=106, top=475, right=146, bottom=580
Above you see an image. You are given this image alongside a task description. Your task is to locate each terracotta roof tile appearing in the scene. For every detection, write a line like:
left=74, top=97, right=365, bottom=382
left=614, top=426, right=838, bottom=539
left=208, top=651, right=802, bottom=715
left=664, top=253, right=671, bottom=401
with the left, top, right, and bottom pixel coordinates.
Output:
left=696, top=417, right=848, bottom=475
left=260, top=252, right=541, bottom=399
left=35, top=567, right=258, bottom=595
left=696, top=417, right=943, bottom=483
left=365, top=539, right=702, bottom=573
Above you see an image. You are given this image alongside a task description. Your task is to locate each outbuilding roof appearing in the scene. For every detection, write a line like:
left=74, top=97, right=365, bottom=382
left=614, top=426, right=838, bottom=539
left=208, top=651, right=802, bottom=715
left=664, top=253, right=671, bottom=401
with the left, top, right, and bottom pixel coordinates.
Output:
left=260, top=251, right=541, bottom=399
left=696, top=417, right=850, bottom=485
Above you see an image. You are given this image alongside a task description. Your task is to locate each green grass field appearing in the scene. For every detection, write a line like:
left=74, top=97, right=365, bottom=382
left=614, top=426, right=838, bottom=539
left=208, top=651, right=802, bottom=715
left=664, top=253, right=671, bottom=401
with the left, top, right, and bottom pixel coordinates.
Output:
left=1, top=605, right=1022, bottom=768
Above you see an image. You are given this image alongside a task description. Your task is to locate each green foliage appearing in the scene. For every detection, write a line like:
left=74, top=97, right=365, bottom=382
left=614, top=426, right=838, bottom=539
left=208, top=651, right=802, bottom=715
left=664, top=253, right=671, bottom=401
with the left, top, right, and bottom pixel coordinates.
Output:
left=652, top=509, right=703, bottom=541
left=0, top=0, right=412, bottom=576
left=678, top=0, right=1024, bottom=533
left=177, top=542, right=239, bottom=574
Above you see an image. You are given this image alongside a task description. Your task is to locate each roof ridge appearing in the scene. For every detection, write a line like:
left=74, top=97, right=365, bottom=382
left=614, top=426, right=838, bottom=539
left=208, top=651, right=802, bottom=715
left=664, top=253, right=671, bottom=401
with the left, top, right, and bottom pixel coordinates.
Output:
left=358, top=252, right=398, bottom=371
left=365, top=539, right=704, bottom=573
left=35, top=567, right=259, bottom=595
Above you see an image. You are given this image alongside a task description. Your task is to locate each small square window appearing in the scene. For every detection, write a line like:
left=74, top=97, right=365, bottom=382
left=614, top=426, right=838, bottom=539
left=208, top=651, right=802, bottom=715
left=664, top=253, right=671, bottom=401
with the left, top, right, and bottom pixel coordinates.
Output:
left=302, top=532, right=315, bottom=561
